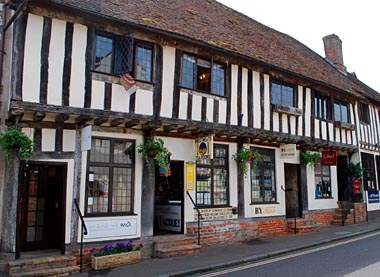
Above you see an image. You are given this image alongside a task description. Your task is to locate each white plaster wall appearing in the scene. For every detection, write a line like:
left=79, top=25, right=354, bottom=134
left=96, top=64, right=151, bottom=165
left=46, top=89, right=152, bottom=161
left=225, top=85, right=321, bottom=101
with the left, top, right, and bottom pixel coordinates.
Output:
left=307, top=165, right=338, bottom=210
left=328, top=123, right=334, bottom=142
left=47, top=19, right=66, bottom=105
left=321, top=121, right=327, bottom=140
left=135, top=89, right=153, bottom=115
left=230, top=65, right=238, bottom=125
left=297, top=86, right=303, bottom=135
left=41, top=129, right=56, bottom=152
left=335, top=128, right=340, bottom=143
left=111, top=84, right=131, bottom=113
left=23, top=14, right=43, bottom=103
left=304, top=88, right=311, bottom=137
left=253, top=71, right=261, bottom=129
left=314, top=119, right=320, bottom=139
left=91, top=80, right=105, bottom=110
left=282, top=114, right=288, bottom=133
left=63, top=130, right=76, bottom=152
left=69, top=24, right=87, bottom=108
left=341, top=129, right=347, bottom=144
left=179, top=91, right=188, bottom=120
left=273, top=113, right=279, bottom=132
left=218, top=99, right=227, bottom=124
left=206, top=98, right=214, bottom=123
left=79, top=132, right=143, bottom=242
left=290, top=116, right=296, bottom=135
left=160, top=46, right=175, bottom=118
left=191, top=94, right=202, bottom=121
left=263, top=75, right=270, bottom=130
left=241, top=68, right=248, bottom=127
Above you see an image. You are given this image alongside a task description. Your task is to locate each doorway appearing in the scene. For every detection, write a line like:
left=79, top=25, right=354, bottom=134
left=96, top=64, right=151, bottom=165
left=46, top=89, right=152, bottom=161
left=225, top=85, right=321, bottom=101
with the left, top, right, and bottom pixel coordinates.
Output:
left=337, top=156, right=349, bottom=201
left=284, top=164, right=301, bottom=218
left=154, top=161, right=184, bottom=235
left=18, top=163, right=66, bottom=253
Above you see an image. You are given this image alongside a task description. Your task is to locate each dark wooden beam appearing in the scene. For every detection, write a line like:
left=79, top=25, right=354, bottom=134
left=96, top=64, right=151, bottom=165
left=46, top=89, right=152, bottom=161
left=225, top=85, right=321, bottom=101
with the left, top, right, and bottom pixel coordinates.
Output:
left=110, top=118, right=124, bottom=127
left=125, top=119, right=139, bottom=128
left=33, top=111, right=46, bottom=122
left=55, top=114, right=70, bottom=122
left=94, top=117, right=108, bottom=126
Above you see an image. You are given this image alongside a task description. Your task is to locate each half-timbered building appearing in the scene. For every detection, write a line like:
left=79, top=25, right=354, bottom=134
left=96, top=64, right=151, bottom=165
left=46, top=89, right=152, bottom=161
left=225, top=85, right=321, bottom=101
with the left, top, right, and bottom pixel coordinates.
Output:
left=1, top=0, right=379, bottom=266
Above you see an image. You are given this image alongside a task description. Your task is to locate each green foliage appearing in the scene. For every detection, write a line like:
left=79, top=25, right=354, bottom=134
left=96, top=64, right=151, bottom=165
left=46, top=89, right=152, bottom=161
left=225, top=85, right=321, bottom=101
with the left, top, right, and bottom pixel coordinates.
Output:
left=300, top=151, right=321, bottom=169
left=91, top=241, right=143, bottom=257
left=0, top=127, right=34, bottom=165
left=137, top=137, right=171, bottom=175
left=348, top=162, right=363, bottom=179
left=232, top=147, right=263, bottom=177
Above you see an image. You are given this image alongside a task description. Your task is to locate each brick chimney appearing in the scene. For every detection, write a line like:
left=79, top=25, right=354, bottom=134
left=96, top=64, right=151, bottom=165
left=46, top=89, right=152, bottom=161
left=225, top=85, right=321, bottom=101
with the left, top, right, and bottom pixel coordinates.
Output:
left=323, top=34, right=346, bottom=73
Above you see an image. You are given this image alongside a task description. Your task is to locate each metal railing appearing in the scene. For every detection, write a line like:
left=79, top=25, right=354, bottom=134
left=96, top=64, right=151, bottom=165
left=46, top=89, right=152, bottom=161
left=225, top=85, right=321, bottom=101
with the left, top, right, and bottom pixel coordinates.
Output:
left=74, top=198, right=88, bottom=273
left=186, top=191, right=203, bottom=245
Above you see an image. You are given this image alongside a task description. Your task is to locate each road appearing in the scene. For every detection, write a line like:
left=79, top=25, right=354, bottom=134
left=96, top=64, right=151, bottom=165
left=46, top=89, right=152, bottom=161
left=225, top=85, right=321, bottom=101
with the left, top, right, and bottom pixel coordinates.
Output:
left=193, top=232, right=380, bottom=277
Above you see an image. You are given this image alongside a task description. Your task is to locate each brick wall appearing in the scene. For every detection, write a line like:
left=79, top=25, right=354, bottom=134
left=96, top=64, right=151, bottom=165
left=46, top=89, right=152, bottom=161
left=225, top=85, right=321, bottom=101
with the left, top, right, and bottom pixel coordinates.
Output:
left=194, top=207, right=236, bottom=221
left=186, top=217, right=288, bottom=245
left=354, top=202, right=367, bottom=223
left=304, top=210, right=335, bottom=226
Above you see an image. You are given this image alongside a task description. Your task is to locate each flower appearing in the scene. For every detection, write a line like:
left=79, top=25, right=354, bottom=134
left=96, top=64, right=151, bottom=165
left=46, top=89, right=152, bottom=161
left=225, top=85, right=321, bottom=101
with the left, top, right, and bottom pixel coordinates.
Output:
left=91, top=240, right=143, bottom=257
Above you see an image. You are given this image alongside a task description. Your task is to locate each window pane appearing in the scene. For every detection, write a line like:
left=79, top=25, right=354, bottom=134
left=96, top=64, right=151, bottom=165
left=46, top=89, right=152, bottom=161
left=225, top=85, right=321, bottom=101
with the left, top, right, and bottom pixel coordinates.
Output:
left=341, top=104, right=348, bottom=122
left=181, top=54, right=196, bottom=88
left=196, top=167, right=211, bottom=205
left=212, top=63, right=225, bottom=96
left=135, top=44, right=152, bottom=82
left=114, top=36, right=134, bottom=75
left=213, top=169, right=227, bottom=205
left=94, top=35, right=113, bottom=73
left=90, top=138, right=110, bottom=163
left=334, top=103, right=341, bottom=121
left=272, top=83, right=282, bottom=105
left=114, top=140, right=133, bottom=164
left=112, top=167, right=132, bottom=212
left=197, top=58, right=211, bottom=92
left=88, top=166, right=109, bottom=213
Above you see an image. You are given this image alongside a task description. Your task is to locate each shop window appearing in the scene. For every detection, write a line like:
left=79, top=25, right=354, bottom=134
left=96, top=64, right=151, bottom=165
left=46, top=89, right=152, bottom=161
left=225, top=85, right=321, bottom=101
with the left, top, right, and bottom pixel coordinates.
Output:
left=362, top=153, right=376, bottom=191
left=196, top=144, right=229, bottom=206
left=181, top=53, right=225, bottom=96
left=93, top=32, right=153, bottom=82
left=86, top=137, right=135, bottom=215
left=250, top=148, right=276, bottom=203
left=314, top=163, right=331, bottom=198
left=271, top=82, right=294, bottom=107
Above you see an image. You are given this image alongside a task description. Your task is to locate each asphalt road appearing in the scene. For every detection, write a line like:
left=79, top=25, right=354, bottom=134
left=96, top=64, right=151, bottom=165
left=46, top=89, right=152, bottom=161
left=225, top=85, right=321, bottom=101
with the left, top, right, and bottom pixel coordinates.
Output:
left=193, top=232, right=380, bottom=277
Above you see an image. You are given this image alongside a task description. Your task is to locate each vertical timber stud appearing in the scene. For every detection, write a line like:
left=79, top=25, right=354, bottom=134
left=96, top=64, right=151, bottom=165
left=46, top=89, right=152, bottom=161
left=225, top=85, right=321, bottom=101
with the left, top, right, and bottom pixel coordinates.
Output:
left=140, top=129, right=156, bottom=238
left=237, top=137, right=245, bottom=218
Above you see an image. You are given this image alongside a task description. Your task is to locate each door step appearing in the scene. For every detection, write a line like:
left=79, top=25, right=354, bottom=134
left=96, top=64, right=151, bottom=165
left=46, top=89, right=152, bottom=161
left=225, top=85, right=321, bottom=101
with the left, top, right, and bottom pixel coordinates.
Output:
left=153, top=235, right=201, bottom=258
left=287, top=218, right=316, bottom=234
left=4, top=255, right=79, bottom=276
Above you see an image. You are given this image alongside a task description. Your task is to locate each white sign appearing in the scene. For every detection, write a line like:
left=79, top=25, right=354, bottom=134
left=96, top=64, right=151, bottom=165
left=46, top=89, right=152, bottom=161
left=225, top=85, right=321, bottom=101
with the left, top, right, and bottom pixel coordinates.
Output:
left=84, top=218, right=137, bottom=239
left=155, top=205, right=181, bottom=232
left=81, top=125, right=92, bottom=151
left=280, top=144, right=296, bottom=158
left=252, top=205, right=277, bottom=217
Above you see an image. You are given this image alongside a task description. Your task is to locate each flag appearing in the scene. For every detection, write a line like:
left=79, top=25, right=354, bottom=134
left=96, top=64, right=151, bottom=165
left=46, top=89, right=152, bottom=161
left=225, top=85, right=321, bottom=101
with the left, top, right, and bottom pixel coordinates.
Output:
left=120, top=72, right=138, bottom=95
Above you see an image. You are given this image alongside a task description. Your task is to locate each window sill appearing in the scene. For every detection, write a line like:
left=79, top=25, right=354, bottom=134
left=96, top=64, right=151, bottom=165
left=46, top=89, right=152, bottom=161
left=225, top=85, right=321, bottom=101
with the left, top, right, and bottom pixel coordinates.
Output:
left=314, top=197, right=333, bottom=199
left=91, top=71, right=155, bottom=89
left=250, top=202, right=279, bottom=205
left=180, top=87, right=226, bottom=101
left=334, top=121, right=356, bottom=130
left=271, top=104, right=302, bottom=116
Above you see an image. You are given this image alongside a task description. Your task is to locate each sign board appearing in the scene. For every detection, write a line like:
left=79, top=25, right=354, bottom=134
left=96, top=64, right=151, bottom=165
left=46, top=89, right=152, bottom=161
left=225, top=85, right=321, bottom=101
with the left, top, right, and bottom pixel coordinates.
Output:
left=155, top=205, right=182, bottom=232
left=368, top=191, right=380, bottom=204
left=321, top=150, right=337, bottom=166
left=195, top=136, right=213, bottom=160
left=353, top=179, right=361, bottom=194
left=280, top=144, right=296, bottom=159
left=84, top=218, right=137, bottom=239
left=81, top=125, right=92, bottom=151
left=252, top=205, right=277, bottom=217
left=186, top=162, right=195, bottom=190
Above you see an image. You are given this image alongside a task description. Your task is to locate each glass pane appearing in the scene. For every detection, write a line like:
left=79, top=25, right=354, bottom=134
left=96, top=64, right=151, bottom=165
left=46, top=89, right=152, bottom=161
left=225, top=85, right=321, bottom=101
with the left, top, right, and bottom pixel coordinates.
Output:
left=135, top=44, right=152, bottom=82
left=334, top=103, right=341, bottom=121
left=213, top=169, right=227, bottom=205
left=181, top=54, right=196, bottom=88
left=197, top=58, right=211, bottom=92
left=26, top=227, right=35, bottom=242
left=212, top=63, right=225, bottom=96
left=94, top=35, right=113, bottom=73
left=271, top=83, right=281, bottom=104
left=213, top=145, right=227, bottom=166
left=112, top=167, right=132, bottom=212
left=114, top=141, right=133, bottom=164
left=87, top=166, right=109, bottom=213
left=196, top=167, right=211, bottom=205
left=90, top=138, right=110, bottom=163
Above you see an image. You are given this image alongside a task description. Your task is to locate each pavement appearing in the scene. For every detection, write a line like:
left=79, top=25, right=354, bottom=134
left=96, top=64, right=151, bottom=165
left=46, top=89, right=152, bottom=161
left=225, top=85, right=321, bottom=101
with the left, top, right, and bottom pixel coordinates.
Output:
left=79, top=217, right=380, bottom=277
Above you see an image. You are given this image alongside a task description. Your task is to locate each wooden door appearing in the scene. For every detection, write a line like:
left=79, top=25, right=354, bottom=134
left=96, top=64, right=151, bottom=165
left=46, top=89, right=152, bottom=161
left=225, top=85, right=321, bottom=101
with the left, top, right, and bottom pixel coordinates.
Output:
left=19, top=163, right=66, bottom=251
left=284, top=164, right=300, bottom=218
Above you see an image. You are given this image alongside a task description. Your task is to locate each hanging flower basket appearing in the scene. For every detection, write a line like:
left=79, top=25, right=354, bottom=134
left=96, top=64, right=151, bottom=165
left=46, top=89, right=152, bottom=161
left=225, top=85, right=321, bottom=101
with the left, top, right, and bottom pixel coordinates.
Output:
left=300, top=151, right=321, bottom=169
left=0, top=127, right=34, bottom=166
left=137, top=137, right=171, bottom=175
left=232, top=147, right=263, bottom=177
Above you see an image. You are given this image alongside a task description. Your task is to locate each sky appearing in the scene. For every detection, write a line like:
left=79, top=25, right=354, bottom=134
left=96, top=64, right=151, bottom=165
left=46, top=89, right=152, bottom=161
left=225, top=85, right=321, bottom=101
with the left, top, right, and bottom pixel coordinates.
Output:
left=217, top=0, right=380, bottom=92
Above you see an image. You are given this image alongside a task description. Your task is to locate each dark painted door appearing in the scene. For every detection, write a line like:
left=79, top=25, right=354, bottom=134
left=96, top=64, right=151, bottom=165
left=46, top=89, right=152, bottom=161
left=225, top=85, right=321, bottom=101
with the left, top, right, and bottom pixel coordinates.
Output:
left=337, top=156, right=349, bottom=201
left=19, top=163, right=66, bottom=251
left=285, top=164, right=301, bottom=218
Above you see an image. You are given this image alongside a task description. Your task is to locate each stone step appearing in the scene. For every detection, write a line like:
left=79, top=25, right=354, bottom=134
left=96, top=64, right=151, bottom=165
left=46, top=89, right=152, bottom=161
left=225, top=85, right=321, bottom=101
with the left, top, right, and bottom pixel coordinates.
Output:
left=154, top=244, right=201, bottom=259
left=6, top=255, right=78, bottom=276
left=153, top=235, right=197, bottom=249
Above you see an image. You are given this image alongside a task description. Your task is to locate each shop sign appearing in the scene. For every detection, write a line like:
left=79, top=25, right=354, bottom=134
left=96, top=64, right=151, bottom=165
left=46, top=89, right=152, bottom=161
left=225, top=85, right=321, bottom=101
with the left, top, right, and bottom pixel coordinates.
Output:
left=353, top=179, right=361, bottom=194
left=368, top=191, right=380, bottom=204
left=155, top=205, right=182, bottom=232
left=81, top=125, right=92, bottom=151
left=195, top=136, right=213, bottom=160
left=84, top=218, right=137, bottom=239
left=280, top=144, right=296, bottom=158
left=186, top=162, right=195, bottom=190
left=252, top=205, right=277, bottom=217
left=321, top=150, right=337, bottom=166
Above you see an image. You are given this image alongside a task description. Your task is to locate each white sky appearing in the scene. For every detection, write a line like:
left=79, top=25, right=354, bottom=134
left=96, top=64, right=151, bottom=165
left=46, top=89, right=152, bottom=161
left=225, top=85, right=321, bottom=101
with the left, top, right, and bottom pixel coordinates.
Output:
left=217, top=0, right=380, bottom=92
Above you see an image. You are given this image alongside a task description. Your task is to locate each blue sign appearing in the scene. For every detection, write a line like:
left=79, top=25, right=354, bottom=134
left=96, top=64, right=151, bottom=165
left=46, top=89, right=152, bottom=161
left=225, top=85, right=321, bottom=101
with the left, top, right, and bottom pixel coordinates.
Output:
left=368, top=191, right=380, bottom=204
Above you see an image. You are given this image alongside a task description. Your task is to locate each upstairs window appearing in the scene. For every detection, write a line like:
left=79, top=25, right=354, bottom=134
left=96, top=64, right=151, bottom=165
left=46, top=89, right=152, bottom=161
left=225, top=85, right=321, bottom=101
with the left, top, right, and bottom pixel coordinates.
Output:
left=359, top=103, right=370, bottom=124
left=181, top=53, right=225, bottom=96
left=314, top=92, right=329, bottom=120
left=271, top=82, right=294, bottom=107
left=334, top=101, right=349, bottom=123
left=94, top=33, right=153, bottom=82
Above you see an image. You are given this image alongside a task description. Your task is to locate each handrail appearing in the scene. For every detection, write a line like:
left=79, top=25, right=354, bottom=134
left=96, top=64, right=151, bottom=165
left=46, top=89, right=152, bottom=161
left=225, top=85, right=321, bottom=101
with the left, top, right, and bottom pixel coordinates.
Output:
left=186, top=190, right=203, bottom=245
left=74, top=198, right=88, bottom=273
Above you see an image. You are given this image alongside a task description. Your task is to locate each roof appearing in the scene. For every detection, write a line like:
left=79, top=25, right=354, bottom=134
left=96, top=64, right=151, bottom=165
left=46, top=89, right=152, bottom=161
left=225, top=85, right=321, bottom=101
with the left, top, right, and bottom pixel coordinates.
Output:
left=26, top=0, right=380, bottom=100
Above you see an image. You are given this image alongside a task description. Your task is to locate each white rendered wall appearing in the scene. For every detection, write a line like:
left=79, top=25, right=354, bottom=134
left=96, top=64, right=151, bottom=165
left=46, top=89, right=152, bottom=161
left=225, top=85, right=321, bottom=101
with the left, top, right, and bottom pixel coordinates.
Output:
left=160, top=46, right=175, bottom=118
